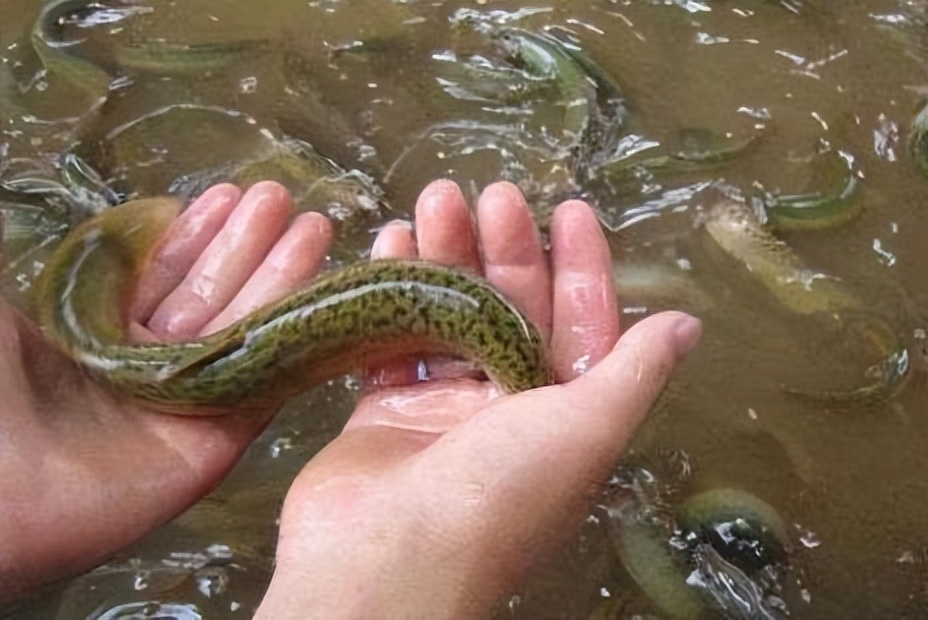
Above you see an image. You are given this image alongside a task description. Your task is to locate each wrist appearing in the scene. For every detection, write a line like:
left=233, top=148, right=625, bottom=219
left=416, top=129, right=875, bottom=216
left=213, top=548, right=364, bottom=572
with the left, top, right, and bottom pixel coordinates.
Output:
left=253, top=488, right=510, bottom=619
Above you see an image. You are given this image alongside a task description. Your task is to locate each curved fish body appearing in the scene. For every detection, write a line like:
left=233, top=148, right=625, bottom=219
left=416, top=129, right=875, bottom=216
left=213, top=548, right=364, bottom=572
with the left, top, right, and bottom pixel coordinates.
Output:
left=495, top=27, right=626, bottom=158
left=607, top=487, right=791, bottom=620
left=764, top=149, right=862, bottom=231
left=31, top=0, right=113, bottom=105
left=495, top=28, right=600, bottom=144
left=171, top=137, right=385, bottom=227
left=114, top=40, right=269, bottom=75
left=607, top=496, right=704, bottom=620
left=704, top=198, right=855, bottom=316
left=599, top=132, right=760, bottom=188
left=33, top=0, right=264, bottom=96
left=909, top=99, right=928, bottom=174
left=676, top=489, right=790, bottom=572
left=433, top=50, right=547, bottom=104
left=34, top=198, right=549, bottom=413
left=705, top=198, right=910, bottom=401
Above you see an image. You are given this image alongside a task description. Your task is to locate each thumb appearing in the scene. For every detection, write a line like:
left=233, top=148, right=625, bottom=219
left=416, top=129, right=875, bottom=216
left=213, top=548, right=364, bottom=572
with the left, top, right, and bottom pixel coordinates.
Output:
left=411, top=311, right=701, bottom=556
left=558, top=310, right=702, bottom=459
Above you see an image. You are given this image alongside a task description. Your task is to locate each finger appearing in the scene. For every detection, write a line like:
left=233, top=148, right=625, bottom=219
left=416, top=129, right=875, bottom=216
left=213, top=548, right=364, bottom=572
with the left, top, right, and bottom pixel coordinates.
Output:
left=199, top=212, right=333, bottom=335
left=549, top=200, right=619, bottom=382
left=557, top=311, right=701, bottom=452
left=130, top=184, right=241, bottom=324
left=147, top=182, right=292, bottom=340
left=413, top=179, right=488, bottom=381
left=367, top=219, right=419, bottom=387
left=476, top=182, right=552, bottom=340
left=371, top=219, right=417, bottom=261
left=412, top=312, right=701, bottom=558
left=414, top=179, right=481, bottom=272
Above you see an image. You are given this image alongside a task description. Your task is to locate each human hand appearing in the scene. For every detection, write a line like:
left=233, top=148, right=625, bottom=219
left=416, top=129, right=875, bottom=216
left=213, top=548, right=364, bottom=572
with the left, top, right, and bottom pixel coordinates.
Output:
left=0, top=181, right=332, bottom=599
left=255, top=180, right=702, bottom=619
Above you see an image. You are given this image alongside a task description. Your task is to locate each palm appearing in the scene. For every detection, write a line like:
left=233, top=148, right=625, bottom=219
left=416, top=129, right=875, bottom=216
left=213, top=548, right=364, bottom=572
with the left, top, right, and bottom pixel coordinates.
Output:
left=0, top=181, right=332, bottom=595
left=2, top=178, right=695, bottom=613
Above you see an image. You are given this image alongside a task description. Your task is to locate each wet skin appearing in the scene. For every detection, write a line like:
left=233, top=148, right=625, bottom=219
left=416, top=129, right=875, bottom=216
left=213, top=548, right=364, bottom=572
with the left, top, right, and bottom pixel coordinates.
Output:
left=35, top=197, right=549, bottom=411
left=0, top=180, right=700, bottom=617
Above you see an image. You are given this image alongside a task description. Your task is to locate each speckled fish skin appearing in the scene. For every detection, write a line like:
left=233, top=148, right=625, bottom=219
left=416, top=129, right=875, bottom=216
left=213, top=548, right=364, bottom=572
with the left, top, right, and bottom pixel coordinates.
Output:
left=34, top=198, right=550, bottom=413
left=494, top=28, right=596, bottom=141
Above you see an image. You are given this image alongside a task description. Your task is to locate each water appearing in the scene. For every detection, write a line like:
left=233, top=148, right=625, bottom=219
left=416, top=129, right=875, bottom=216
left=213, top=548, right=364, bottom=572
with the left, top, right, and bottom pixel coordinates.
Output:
left=1, top=1, right=925, bottom=618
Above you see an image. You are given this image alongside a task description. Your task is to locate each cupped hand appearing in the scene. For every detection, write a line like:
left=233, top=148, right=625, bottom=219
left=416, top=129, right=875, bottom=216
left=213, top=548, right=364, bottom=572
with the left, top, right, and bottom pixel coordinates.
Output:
left=0, top=181, right=332, bottom=599
left=255, top=180, right=702, bottom=619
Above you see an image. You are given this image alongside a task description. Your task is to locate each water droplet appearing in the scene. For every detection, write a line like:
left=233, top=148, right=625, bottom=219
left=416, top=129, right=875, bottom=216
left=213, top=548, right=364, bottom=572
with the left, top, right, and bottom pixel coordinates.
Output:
left=95, top=601, right=202, bottom=620
left=872, top=113, right=899, bottom=162
left=133, top=569, right=150, bottom=591
left=268, top=436, right=292, bottom=458
left=872, top=238, right=897, bottom=267
left=356, top=143, right=378, bottom=161
left=205, top=544, right=233, bottom=561
left=797, top=526, right=821, bottom=548
left=572, top=353, right=591, bottom=374
left=195, top=565, right=229, bottom=598
left=238, top=76, right=258, bottom=94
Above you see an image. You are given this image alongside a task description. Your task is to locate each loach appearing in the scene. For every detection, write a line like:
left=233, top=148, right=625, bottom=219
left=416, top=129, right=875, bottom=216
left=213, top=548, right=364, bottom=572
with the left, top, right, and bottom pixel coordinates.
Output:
left=704, top=197, right=910, bottom=402
left=607, top=487, right=792, bottom=620
left=34, top=198, right=550, bottom=414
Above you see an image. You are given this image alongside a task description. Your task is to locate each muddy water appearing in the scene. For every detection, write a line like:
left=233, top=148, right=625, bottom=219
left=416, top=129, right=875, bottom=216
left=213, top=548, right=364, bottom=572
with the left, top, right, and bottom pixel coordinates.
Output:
left=1, top=1, right=926, bottom=618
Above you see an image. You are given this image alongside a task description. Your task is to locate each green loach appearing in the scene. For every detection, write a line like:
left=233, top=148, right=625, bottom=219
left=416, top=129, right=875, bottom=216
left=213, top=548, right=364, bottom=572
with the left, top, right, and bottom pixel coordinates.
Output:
left=34, top=198, right=550, bottom=413
left=704, top=197, right=909, bottom=402
left=608, top=487, right=791, bottom=620
left=33, top=0, right=263, bottom=89
left=910, top=99, right=928, bottom=174
left=495, top=28, right=594, bottom=138
left=494, top=27, right=626, bottom=156
left=763, top=148, right=862, bottom=231
left=31, top=0, right=113, bottom=106
left=113, top=40, right=269, bottom=75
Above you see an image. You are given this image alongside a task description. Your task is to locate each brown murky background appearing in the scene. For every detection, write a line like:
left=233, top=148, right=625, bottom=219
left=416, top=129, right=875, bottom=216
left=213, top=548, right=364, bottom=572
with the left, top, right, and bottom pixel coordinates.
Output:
left=1, top=1, right=926, bottom=618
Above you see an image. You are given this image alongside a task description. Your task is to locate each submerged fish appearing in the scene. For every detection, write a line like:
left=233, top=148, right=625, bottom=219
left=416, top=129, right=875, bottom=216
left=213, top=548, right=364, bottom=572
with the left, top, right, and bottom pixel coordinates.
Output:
left=909, top=99, right=928, bottom=175
left=113, top=40, right=269, bottom=75
left=34, top=197, right=549, bottom=413
left=607, top=495, right=704, bottom=620
left=703, top=198, right=854, bottom=316
left=606, top=486, right=791, bottom=620
left=495, top=27, right=626, bottom=160
left=704, top=197, right=910, bottom=402
left=762, top=147, right=862, bottom=231
left=170, top=136, right=386, bottom=228
left=30, top=0, right=113, bottom=107
left=495, top=28, right=599, bottom=141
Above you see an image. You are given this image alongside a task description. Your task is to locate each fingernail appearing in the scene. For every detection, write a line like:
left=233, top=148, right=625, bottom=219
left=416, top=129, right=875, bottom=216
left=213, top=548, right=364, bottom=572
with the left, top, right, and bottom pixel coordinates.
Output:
left=673, top=314, right=702, bottom=358
left=371, top=219, right=413, bottom=258
left=426, top=178, right=462, bottom=194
